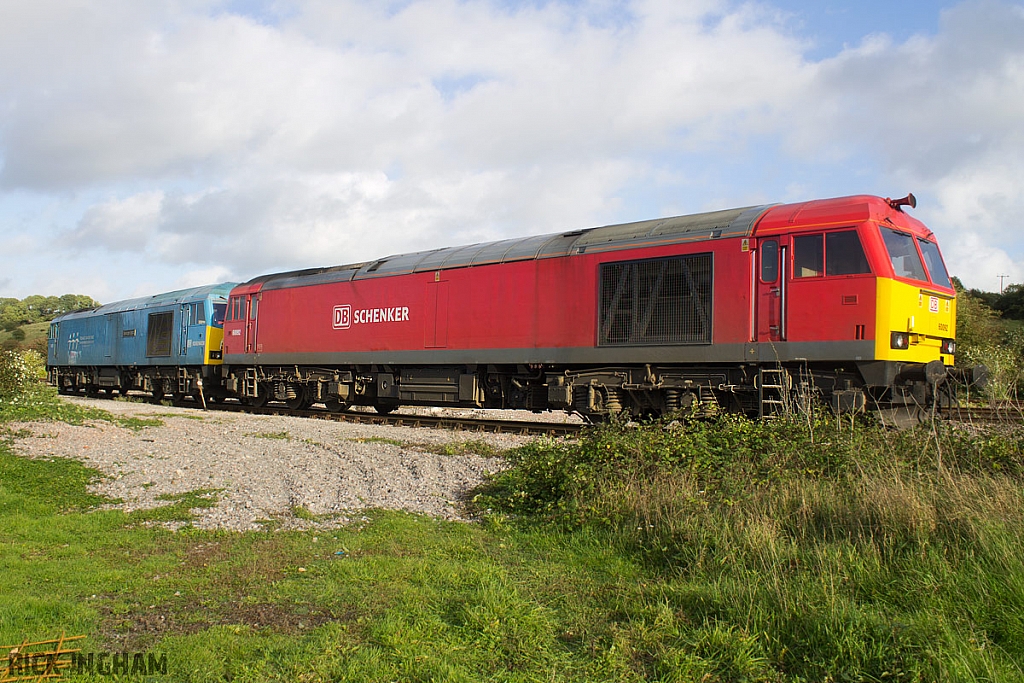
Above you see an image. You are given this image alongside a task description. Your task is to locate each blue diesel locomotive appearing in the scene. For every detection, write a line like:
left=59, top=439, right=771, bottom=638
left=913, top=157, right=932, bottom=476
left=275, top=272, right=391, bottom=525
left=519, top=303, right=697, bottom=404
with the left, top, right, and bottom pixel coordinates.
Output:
left=47, top=283, right=236, bottom=401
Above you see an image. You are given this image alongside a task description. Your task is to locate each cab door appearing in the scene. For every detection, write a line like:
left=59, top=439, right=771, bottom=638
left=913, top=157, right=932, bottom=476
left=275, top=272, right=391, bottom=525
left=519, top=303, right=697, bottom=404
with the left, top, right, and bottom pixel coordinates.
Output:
left=244, top=293, right=260, bottom=355
left=48, top=322, right=59, bottom=366
left=179, top=305, right=190, bottom=357
left=105, top=313, right=117, bottom=360
left=756, top=238, right=787, bottom=342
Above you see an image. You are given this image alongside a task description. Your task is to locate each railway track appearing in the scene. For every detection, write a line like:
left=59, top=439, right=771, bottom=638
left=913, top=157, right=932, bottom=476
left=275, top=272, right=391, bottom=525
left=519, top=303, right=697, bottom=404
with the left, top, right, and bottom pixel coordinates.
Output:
left=65, top=390, right=1022, bottom=431
left=212, top=402, right=585, bottom=436
left=938, top=404, right=1024, bottom=424
left=79, top=391, right=585, bottom=437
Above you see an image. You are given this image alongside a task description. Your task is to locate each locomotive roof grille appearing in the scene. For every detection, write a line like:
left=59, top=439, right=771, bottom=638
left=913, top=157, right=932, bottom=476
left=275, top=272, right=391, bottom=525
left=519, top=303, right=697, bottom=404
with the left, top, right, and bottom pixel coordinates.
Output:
left=255, top=203, right=774, bottom=291
left=51, top=283, right=235, bottom=322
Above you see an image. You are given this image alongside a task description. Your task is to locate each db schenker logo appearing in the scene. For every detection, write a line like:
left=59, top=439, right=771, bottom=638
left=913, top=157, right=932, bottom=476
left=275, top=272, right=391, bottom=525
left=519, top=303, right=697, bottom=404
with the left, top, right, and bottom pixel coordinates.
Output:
left=333, top=305, right=352, bottom=329
left=333, top=304, right=410, bottom=330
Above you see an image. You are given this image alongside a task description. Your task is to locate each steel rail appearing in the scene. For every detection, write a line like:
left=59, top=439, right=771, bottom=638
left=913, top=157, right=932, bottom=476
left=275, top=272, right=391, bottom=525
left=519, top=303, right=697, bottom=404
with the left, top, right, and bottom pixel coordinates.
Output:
left=208, top=401, right=585, bottom=436
left=73, top=391, right=585, bottom=437
left=938, top=404, right=1024, bottom=424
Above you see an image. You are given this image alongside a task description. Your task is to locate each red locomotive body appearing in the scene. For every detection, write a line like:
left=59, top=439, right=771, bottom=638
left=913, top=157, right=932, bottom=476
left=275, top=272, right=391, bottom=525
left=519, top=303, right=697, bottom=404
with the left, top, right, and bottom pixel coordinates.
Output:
left=220, top=195, right=965, bottom=418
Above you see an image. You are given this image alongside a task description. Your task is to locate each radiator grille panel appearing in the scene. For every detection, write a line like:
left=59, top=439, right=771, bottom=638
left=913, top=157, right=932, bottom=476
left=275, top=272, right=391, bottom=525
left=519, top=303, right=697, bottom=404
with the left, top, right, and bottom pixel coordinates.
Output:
left=598, top=253, right=713, bottom=346
left=146, top=312, right=173, bottom=357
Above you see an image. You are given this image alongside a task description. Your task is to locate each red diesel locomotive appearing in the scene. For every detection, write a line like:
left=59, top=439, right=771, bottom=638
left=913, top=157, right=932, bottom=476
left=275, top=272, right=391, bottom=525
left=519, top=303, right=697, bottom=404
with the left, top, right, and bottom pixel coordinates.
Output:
left=217, top=194, right=972, bottom=419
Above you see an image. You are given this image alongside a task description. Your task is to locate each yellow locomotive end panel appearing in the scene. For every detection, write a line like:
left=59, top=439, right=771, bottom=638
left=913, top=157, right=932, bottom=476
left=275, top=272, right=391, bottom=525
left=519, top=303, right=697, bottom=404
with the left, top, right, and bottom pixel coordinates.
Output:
left=875, top=278, right=956, bottom=365
left=205, top=325, right=226, bottom=365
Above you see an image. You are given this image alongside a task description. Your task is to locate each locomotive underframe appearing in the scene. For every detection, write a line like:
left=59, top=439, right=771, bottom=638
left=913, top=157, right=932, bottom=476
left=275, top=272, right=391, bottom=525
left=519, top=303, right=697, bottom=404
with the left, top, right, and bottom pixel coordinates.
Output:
left=214, top=359, right=961, bottom=420
left=49, top=364, right=219, bottom=401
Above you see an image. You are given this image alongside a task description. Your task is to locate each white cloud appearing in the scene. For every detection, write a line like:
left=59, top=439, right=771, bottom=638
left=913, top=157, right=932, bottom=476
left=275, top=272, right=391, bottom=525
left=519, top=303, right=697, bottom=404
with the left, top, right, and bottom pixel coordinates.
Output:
left=173, top=265, right=237, bottom=290
left=943, top=231, right=1024, bottom=292
left=68, top=192, right=164, bottom=252
left=0, top=0, right=1021, bottom=300
left=783, top=0, right=1024, bottom=288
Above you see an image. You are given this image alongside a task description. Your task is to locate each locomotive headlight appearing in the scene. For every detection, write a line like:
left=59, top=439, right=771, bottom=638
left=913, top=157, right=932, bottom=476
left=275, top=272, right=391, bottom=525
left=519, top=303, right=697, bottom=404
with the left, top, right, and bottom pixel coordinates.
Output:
left=940, top=338, right=955, bottom=355
left=890, top=331, right=910, bottom=350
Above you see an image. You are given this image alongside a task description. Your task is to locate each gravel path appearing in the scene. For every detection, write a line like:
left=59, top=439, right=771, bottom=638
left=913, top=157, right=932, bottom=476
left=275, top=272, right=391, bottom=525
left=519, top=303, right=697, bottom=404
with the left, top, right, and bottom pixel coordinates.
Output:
left=8, top=397, right=543, bottom=531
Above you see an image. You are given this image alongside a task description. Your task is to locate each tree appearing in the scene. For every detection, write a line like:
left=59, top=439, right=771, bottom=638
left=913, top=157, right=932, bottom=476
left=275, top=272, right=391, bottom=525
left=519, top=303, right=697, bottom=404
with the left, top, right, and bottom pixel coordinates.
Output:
left=0, top=301, right=29, bottom=330
left=993, top=283, right=1024, bottom=320
left=55, top=294, right=100, bottom=314
left=953, top=279, right=1023, bottom=400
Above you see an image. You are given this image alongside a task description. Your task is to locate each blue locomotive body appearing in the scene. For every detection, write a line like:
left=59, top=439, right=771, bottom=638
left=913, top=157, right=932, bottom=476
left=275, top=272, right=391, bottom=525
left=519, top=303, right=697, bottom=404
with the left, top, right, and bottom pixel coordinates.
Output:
left=47, top=283, right=235, bottom=398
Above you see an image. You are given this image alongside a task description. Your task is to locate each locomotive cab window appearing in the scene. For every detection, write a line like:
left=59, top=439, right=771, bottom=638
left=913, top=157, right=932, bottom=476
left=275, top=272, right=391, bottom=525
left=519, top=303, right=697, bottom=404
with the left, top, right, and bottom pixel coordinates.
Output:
left=917, top=238, right=952, bottom=288
left=882, top=228, right=927, bottom=282
left=760, top=239, right=779, bottom=282
left=794, top=231, right=871, bottom=278
left=793, top=234, right=823, bottom=277
left=212, top=302, right=227, bottom=328
left=825, top=230, right=871, bottom=275
left=228, top=296, right=245, bottom=321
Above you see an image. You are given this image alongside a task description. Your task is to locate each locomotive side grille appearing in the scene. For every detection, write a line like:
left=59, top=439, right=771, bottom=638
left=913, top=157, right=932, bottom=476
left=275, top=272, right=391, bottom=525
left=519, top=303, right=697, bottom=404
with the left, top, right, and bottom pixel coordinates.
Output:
left=146, top=312, right=174, bottom=357
left=599, top=253, right=713, bottom=346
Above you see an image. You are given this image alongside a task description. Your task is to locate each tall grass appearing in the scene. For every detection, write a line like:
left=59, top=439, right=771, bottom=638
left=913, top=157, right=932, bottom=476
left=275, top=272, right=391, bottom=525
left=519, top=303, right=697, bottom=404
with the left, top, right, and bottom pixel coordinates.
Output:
left=477, top=415, right=1024, bottom=681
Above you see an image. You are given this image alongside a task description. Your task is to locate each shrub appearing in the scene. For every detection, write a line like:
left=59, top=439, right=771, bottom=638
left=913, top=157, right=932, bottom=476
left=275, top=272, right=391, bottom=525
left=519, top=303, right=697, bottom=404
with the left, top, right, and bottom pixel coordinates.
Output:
left=0, top=349, right=33, bottom=402
left=955, top=281, right=1024, bottom=400
left=21, top=349, right=46, bottom=381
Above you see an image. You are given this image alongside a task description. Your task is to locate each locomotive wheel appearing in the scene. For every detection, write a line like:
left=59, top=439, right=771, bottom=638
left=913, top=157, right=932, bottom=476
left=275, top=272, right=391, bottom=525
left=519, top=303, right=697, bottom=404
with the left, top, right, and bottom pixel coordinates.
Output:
left=247, top=386, right=269, bottom=408
left=284, top=388, right=308, bottom=410
left=324, top=399, right=347, bottom=412
left=374, top=403, right=398, bottom=415
left=150, top=386, right=165, bottom=404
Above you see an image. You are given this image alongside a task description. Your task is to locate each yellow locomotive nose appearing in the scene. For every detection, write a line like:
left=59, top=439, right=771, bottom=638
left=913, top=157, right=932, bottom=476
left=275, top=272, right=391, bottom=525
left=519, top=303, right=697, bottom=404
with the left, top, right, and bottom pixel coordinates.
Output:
left=875, top=278, right=956, bottom=366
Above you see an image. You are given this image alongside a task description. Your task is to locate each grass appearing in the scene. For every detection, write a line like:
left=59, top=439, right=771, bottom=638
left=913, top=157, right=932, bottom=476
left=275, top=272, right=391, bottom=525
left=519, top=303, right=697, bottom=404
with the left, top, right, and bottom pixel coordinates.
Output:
left=348, top=435, right=505, bottom=457
left=0, top=383, right=164, bottom=430
left=348, top=436, right=406, bottom=447
left=247, top=430, right=291, bottom=440
left=476, top=415, right=1024, bottom=681
left=1, top=386, right=1023, bottom=681
left=0, top=320, right=48, bottom=346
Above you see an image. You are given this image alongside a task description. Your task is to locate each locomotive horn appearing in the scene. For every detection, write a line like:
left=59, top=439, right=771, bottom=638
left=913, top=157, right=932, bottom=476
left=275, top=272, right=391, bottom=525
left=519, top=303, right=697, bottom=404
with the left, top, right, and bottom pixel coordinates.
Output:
left=886, top=193, right=917, bottom=211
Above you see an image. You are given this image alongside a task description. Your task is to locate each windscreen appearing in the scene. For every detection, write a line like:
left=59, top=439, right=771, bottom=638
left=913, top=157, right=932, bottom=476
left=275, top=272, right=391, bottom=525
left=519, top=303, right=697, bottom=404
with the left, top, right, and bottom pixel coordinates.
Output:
left=881, top=228, right=927, bottom=282
left=917, top=238, right=952, bottom=289
left=212, top=302, right=227, bottom=328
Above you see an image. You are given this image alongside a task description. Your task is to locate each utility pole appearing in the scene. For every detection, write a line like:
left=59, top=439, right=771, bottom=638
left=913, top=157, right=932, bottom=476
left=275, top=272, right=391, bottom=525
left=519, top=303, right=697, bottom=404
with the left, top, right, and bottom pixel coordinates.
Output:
left=998, top=274, right=1009, bottom=294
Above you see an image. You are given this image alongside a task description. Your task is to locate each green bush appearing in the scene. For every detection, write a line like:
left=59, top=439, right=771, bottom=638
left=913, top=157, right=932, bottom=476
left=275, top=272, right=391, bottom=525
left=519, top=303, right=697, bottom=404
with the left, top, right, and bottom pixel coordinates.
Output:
left=954, top=281, right=1024, bottom=400
left=0, top=349, right=44, bottom=404
left=0, top=349, right=33, bottom=402
left=484, top=415, right=1024, bottom=514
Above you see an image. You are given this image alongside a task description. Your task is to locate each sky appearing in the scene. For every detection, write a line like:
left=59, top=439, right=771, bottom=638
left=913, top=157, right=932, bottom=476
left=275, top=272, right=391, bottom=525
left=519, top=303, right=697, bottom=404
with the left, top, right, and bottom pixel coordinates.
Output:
left=0, top=0, right=1022, bottom=303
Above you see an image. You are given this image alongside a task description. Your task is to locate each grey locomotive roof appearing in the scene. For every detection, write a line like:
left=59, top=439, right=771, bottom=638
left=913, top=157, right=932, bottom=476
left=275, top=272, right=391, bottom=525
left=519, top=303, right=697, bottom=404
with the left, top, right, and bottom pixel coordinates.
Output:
left=256, top=203, right=773, bottom=291
left=52, top=283, right=235, bottom=323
